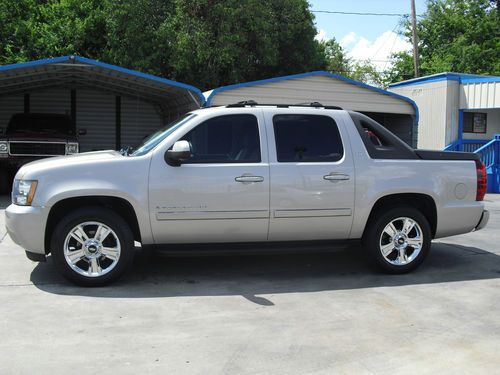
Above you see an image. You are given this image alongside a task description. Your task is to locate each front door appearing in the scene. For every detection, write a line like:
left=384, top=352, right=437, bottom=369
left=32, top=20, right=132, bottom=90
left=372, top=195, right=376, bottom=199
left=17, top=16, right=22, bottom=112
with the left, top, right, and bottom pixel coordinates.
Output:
left=265, top=112, right=355, bottom=241
left=148, top=112, right=270, bottom=244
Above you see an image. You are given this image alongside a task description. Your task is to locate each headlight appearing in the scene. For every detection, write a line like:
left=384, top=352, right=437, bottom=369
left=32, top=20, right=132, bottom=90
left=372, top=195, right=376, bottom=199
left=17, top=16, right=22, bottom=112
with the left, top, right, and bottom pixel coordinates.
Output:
left=66, top=142, right=79, bottom=154
left=12, top=180, right=38, bottom=206
left=0, top=141, right=8, bottom=154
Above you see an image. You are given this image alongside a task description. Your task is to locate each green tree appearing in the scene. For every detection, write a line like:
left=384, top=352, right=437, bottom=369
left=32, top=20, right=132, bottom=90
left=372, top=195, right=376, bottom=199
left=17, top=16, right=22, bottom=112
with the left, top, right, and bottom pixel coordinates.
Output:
left=320, top=38, right=350, bottom=75
left=0, top=0, right=107, bottom=64
left=103, top=0, right=174, bottom=75
left=385, top=52, right=414, bottom=84
left=348, top=60, right=386, bottom=87
left=166, top=0, right=326, bottom=90
left=387, top=0, right=499, bottom=82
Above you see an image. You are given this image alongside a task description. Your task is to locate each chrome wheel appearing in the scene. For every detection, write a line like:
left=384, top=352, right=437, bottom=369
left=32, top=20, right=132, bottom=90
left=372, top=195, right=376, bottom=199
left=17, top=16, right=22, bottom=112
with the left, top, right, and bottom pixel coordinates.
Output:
left=379, top=217, right=423, bottom=266
left=63, top=221, right=121, bottom=278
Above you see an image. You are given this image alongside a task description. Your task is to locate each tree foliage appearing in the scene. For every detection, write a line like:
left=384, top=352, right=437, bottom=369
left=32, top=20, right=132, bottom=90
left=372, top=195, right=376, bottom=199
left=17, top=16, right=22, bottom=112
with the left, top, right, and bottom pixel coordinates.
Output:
left=1, top=0, right=498, bottom=90
left=0, top=0, right=326, bottom=90
left=387, top=0, right=499, bottom=82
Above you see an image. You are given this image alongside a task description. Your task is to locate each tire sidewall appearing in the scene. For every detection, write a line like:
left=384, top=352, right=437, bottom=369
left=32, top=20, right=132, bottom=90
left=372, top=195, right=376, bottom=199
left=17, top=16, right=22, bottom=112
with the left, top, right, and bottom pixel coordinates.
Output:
left=51, top=207, right=134, bottom=286
left=364, top=206, right=432, bottom=274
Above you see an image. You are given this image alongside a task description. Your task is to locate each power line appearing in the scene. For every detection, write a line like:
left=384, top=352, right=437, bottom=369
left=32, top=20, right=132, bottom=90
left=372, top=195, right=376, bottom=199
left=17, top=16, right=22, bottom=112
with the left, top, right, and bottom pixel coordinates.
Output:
left=311, top=10, right=418, bottom=17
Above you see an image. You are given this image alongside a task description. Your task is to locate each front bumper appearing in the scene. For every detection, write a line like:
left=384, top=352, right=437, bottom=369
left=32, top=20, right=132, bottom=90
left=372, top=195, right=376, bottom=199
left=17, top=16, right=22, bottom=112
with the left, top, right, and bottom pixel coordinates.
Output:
left=5, top=203, right=48, bottom=257
left=475, top=210, right=489, bottom=231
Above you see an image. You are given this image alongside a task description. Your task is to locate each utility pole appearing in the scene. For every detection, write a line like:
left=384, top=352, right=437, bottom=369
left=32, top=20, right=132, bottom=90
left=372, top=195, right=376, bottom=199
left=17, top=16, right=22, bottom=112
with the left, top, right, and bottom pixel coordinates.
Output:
left=410, top=0, right=420, bottom=78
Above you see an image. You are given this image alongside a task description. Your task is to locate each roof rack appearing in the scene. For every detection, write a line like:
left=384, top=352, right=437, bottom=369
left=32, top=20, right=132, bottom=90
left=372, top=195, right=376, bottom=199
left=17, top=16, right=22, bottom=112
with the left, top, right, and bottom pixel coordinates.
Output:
left=225, top=100, right=342, bottom=110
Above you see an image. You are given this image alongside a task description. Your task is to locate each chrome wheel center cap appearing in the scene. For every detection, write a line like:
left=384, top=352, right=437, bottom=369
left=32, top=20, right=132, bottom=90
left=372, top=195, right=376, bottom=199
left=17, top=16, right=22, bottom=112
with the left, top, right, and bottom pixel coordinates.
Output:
left=84, top=239, right=102, bottom=257
left=393, top=233, right=407, bottom=249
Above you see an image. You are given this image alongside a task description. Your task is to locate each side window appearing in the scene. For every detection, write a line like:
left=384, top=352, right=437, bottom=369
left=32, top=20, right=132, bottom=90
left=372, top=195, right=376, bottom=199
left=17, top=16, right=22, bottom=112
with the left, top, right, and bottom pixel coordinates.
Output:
left=273, top=114, right=343, bottom=162
left=181, top=114, right=261, bottom=163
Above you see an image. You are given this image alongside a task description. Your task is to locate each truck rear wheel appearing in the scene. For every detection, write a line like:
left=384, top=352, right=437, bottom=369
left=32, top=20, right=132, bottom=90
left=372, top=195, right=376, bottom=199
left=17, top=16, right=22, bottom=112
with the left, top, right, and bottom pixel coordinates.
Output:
left=51, top=207, right=134, bottom=286
left=363, top=206, right=431, bottom=273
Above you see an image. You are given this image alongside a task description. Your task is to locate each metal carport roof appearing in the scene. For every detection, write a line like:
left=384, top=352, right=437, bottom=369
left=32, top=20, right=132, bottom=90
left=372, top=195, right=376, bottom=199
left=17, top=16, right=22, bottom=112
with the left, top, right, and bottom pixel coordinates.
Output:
left=204, top=70, right=419, bottom=121
left=0, top=55, right=204, bottom=114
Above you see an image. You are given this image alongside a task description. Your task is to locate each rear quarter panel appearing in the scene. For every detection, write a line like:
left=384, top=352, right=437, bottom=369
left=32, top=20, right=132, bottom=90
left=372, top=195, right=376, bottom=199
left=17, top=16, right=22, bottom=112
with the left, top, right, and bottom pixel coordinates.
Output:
left=340, top=112, right=483, bottom=239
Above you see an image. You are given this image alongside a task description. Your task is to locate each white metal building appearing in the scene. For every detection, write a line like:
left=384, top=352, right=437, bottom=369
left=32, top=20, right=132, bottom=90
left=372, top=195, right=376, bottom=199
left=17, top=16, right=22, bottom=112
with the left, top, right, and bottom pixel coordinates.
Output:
left=388, top=73, right=500, bottom=150
left=205, top=71, right=419, bottom=146
left=0, top=56, right=204, bottom=152
left=389, top=73, right=500, bottom=193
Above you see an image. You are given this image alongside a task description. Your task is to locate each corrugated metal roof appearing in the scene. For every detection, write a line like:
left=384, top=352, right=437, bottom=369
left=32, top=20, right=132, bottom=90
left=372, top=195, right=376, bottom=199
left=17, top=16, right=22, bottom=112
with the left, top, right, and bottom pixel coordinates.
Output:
left=0, top=55, right=205, bottom=111
left=205, top=71, right=419, bottom=120
left=389, top=72, right=500, bottom=88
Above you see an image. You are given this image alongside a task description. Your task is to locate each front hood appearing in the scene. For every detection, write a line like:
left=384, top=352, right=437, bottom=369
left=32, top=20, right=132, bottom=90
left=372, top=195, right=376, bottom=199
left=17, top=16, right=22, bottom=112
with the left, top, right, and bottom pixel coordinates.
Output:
left=16, top=150, right=123, bottom=179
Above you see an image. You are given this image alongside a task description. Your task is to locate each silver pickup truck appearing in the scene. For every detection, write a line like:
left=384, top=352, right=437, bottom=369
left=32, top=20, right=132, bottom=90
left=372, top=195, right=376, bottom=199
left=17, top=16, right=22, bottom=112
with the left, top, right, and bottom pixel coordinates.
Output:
left=5, top=103, right=489, bottom=286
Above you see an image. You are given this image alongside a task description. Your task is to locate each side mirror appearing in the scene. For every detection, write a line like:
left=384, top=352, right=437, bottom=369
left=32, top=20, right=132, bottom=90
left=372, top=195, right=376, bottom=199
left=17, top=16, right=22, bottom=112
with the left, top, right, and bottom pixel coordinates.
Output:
left=78, top=129, right=87, bottom=136
left=165, top=140, right=191, bottom=166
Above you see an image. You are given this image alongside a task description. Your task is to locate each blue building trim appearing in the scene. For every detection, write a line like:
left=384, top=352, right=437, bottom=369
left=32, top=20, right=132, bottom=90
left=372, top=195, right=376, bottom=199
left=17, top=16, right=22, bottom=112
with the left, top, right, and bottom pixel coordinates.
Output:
left=0, top=55, right=205, bottom=105
left=205, top=70, right=420, bottom=122
left=458, top=109, right=464, bottom=141
left=460, top=76, right=500, bottom=84
left=389, top=72, right=500, bottom=88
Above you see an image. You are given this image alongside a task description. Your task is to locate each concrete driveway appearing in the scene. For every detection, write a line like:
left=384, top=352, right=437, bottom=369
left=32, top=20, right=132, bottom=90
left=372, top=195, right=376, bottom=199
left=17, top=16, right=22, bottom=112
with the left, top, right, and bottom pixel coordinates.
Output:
left=0, top=195, right=499, bottom=374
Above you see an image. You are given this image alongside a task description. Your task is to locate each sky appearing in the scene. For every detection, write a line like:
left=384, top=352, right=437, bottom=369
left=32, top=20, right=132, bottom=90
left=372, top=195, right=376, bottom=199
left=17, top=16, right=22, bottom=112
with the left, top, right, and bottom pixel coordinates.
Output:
left=309, top=0, right=428, bottom=71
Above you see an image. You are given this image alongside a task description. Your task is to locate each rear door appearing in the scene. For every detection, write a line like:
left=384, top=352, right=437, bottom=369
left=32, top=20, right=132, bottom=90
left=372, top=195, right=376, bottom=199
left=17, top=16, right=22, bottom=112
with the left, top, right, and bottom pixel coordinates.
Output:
left=265, top=110, right=355, bottom=241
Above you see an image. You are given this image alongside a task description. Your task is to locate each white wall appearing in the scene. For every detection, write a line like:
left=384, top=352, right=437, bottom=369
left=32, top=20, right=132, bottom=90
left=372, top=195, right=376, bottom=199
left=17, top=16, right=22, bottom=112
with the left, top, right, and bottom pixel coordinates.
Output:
left=390, top=80, right=454, bottom=149
left=461, top=81, right=500, bottom=109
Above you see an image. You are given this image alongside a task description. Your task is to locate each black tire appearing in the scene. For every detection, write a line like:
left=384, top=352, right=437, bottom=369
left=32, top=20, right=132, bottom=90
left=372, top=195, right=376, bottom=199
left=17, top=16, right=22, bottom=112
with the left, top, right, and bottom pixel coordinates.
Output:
left=51, top=207, right=135, bottom=286
left=363, top=205, right=431, bottom=274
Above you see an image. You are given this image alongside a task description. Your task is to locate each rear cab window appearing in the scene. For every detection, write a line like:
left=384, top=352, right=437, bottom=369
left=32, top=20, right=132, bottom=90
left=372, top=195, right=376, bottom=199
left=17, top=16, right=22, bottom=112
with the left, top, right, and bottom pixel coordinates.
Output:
left=272, top=114, right=343, bottom=162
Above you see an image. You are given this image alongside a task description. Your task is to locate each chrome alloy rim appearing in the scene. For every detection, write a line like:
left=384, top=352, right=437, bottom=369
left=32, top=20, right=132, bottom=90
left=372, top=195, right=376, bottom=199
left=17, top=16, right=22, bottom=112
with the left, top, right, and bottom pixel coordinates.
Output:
left=379, top=217, right=423, bottom=266
left=63, top=221, right=121, bottom=278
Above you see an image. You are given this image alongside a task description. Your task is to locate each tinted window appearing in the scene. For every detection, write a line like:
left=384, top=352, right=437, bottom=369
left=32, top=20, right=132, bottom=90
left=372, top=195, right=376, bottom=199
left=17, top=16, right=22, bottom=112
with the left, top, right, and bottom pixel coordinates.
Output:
left=181, top=114, right=260, bottom=163
left=7, top=113, right=73, bottom=135
left=273, top=114, right=343, bottom=162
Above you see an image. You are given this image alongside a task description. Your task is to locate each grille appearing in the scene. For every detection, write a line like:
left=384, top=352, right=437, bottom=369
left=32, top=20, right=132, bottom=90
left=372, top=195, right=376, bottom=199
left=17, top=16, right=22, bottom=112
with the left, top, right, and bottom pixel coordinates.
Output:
left=9, top=142, right=66, bottom=156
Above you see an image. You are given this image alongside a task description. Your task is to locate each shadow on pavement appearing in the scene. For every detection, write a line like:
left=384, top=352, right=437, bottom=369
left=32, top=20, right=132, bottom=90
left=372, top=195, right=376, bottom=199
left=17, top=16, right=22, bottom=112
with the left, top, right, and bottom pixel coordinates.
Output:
left=30, top=241, right=500, bottom=303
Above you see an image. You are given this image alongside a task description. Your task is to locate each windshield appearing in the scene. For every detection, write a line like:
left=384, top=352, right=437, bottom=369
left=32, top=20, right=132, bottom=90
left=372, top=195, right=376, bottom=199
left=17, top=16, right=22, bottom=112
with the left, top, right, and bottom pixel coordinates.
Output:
left=7, top=113, right=73, bottom=135
left=130, top=113, right=196, bottom=156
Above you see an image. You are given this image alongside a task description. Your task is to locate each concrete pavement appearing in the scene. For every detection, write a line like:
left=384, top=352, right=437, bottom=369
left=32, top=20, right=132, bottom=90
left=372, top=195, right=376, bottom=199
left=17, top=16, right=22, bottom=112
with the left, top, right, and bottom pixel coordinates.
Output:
left=0, top=195, right=499, bottom=374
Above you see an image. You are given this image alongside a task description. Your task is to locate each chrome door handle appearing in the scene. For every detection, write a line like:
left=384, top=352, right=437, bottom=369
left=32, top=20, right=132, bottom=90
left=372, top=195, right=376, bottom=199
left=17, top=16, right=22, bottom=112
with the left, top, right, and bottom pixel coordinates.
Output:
left=235, top=175, right=264, bottom=183
left=323, top=173, right=350, bottom=182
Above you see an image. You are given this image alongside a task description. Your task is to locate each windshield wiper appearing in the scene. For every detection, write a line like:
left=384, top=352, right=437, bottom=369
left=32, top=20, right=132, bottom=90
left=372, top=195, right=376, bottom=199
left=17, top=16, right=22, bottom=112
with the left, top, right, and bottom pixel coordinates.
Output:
left=119, top=146, right=134, bottom=156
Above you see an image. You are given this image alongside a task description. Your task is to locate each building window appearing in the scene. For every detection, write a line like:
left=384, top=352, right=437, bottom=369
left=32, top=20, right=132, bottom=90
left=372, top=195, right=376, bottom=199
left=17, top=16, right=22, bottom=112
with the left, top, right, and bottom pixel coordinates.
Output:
left=463, top=112, right=487, bottom=134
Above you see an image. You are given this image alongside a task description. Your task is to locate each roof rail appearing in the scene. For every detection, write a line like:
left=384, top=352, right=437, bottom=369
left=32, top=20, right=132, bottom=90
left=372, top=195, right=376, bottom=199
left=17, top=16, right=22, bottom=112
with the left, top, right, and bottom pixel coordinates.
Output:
left=225, top=100, right=342, bottom=110
left=226, top=100, right=258, bottom=107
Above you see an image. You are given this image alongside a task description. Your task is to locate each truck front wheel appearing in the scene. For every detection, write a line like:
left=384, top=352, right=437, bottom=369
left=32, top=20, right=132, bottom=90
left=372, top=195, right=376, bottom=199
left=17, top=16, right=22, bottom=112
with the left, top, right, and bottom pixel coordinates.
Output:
left=51, top=207, right=135, bottom=286
left=363, top=206, right=431, bottom=273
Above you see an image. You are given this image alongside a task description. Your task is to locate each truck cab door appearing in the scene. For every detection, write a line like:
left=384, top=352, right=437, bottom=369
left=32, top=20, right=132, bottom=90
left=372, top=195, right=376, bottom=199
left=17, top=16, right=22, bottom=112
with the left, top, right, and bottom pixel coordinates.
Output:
left=265, top=111, right=355, bottom=241
left=148, top=111, right=270, bottom=244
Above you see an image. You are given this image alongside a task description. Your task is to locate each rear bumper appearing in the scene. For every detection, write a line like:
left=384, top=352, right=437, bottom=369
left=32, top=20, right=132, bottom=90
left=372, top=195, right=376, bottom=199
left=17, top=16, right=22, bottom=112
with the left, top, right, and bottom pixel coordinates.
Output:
left=475, top=210, right=489, bottom=231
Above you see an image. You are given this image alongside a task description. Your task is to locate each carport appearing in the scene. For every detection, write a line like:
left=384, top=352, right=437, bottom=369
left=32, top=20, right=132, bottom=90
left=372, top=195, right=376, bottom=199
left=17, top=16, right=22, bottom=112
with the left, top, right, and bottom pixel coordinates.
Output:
left=205, top=71, right=419, bottom=146
left=0, top=55, right=204, bottom=152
